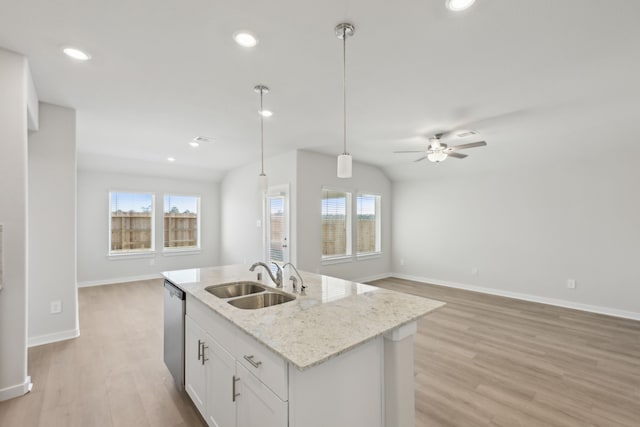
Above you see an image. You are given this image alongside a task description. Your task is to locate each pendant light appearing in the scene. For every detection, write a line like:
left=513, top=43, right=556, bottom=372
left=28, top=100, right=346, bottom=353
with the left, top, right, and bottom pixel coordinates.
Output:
left=336, top=23, right=355, bottom=178
left=255, top=85, right=269, bottom=192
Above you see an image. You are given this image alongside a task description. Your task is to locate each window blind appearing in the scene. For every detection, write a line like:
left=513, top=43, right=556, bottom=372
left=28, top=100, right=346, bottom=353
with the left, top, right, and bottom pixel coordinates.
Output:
left=269, top=197, right=285, bottom=262
left=322, top=189, right=351, bottom=257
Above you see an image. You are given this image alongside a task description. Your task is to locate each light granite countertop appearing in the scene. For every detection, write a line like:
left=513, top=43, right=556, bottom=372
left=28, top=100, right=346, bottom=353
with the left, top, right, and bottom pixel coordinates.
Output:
left=163, top=264, right=445, bottom=370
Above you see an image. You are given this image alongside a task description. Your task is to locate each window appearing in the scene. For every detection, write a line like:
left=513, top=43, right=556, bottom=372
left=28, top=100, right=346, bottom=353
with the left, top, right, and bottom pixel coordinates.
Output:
left=109, top=192, right=155, bottom=254
left=321, top=188, right=351, bottom=259
left=356, top=194, right=381, bottom=255
left=164, top=194, right=200, bottom=250
left=268, top=195, right=285, bottom=262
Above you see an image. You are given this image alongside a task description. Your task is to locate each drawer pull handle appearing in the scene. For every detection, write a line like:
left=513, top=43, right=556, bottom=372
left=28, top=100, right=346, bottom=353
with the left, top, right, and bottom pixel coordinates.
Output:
left=201, top=344, right=209, bottom=365
left=244, top=355, right=262, bottom=368
left=232, top=375, right=240, bottom=402
left=197, top=339, right=202, bottom=361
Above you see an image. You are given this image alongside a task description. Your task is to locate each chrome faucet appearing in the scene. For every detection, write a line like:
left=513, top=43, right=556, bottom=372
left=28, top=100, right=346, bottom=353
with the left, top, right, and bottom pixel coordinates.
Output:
left=283, top=262, right=305, bottom=294
left=249, top=261, right=283, bottom=288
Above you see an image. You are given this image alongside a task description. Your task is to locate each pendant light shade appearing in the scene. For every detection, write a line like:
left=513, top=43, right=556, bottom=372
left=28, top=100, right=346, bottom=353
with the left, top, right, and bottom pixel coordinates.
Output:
left=336, top=22, right=355, bottom=179
left=337, top=154, right=352, bottom=178
left=259, top=173, right=268, bottom=192
left=255, top=85, right=269, bottom=192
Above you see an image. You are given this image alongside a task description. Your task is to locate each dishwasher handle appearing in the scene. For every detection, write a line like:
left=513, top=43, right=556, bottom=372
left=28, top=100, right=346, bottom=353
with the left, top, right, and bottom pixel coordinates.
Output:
left=164, top=281, right=185, bottom=300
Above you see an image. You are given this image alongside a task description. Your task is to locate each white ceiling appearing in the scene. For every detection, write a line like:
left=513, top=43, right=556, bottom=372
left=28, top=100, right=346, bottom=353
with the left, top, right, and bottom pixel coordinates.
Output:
left=1, top=0, right=639, bottom=182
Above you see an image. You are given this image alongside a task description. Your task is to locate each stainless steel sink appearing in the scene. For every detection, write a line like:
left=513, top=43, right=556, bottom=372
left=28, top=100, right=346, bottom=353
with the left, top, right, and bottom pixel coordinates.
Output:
left=205, top=282, right=267, bottom=298
left=227, top=292, right=296, bottom=309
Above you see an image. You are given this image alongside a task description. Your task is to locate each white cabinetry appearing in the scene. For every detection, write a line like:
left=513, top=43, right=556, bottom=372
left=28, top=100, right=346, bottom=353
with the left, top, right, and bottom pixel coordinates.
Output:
left=186, top=315, right=238, bottom=427
left=185, top=296, right=288, bottom=427
left=185, top=315, right=207, bottom=415
left=205, top=336, right=237, bottom=427
left=236, top=363, right=288, bottom=427
left=185, top=294, right=389, bottom=427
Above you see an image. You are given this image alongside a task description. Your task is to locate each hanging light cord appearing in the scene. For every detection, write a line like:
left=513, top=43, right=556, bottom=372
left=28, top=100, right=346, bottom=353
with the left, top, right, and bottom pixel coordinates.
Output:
left=260, top=88, right=265, bottom=175
left=342, top=27, right=348, bottom=155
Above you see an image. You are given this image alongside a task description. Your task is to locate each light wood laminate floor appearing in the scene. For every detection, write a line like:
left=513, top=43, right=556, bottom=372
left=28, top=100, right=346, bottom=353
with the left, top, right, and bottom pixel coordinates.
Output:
left=1, top=277, right=638, bottom=426
left=0, top=280, right=207, bottom=427
left=371, top=277, right=640, bottom=427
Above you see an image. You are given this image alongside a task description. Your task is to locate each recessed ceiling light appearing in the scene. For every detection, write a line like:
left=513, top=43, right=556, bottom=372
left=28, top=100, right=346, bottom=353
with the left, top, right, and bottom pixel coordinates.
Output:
left=190, top=136, right=212, bottom=147
left=259, top=109, right=273, bottom=117
left=167, top=157, right=176, bottom=162
left=446, top=0, right=476, bottom=11
left=233, top=31, right=258, bottom=47
left=62, top=47, right=91, bottom=61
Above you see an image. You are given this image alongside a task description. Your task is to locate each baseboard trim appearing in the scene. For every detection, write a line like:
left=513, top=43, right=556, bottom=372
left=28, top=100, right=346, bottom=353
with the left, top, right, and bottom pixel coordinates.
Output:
left=77, top=273, right=162, bottom=288
left=28, top=328, right=80, bottom=348
left=392, top=273, right=640, bottom=321
left=355, top=272, right=393, bottom=284
left=0, top=376, right=32, bottom=402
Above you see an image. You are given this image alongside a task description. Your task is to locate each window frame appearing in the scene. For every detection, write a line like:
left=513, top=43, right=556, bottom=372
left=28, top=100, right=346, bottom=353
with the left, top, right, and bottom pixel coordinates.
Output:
left=108, top=191, right=156, bottom=257
left=356, top=192, right=382, bottom=258
left=321, top=187, right=352, bottom=263
left=162, top=193, right=202, bottom=253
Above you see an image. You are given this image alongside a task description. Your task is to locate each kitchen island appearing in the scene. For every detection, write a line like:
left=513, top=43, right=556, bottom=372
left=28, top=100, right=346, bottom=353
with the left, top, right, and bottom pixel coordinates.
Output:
left=164, top=264, right=444, bottom=427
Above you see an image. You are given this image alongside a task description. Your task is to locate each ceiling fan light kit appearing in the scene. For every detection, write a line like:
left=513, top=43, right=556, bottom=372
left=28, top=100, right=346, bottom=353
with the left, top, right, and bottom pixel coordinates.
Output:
left=393, top=132, right=487, bottom=164
left=427, top=152, right=447, bottom=163
left=336, top=22, right=355, bottom=179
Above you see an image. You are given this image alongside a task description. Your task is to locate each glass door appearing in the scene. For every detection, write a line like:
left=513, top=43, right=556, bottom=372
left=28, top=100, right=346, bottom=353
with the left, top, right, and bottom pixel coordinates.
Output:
left=265, top=186, right=289, bottom=265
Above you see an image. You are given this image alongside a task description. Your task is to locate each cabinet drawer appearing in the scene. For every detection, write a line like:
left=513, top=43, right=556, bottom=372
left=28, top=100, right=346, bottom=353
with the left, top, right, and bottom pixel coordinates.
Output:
left=236, top=331, right=288, bottom=401
left=186, top=294, right=236, bottom=354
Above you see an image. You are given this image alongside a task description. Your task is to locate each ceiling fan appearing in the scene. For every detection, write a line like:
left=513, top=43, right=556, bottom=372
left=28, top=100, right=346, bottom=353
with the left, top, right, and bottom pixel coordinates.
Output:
left=394, top=132, right=487, bottom=163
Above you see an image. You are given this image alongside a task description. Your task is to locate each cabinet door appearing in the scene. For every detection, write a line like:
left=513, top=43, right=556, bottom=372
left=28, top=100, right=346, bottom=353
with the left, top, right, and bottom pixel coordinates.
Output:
left=236, top=363, right=288, bottom=427
left=185, top=315, right=207, bottom=417
left=205, top=338, right=236, bottom=427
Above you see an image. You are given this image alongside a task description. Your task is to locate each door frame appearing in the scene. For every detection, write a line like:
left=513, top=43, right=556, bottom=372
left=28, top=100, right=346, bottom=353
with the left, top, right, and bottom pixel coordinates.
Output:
left=263, top=184, right=290, bottom=265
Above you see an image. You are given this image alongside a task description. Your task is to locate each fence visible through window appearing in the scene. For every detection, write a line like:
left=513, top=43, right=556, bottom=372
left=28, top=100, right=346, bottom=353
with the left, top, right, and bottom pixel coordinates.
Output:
left=164, top=195, right=200, bottom=249
left=110, top=192, right=154, bottom=253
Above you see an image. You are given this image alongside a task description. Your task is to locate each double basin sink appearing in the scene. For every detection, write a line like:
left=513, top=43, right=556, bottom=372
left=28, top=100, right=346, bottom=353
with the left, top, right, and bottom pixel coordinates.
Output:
left=205, top=281, right=295, bottom=309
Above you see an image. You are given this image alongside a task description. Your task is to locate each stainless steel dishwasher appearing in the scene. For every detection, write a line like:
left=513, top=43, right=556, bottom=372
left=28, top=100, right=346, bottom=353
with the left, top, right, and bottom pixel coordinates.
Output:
left=163, top=280, right=185, bottom=389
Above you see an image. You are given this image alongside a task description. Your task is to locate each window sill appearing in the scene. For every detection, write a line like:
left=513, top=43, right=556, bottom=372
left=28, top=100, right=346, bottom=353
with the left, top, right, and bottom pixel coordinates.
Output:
left=108, top=251, right=156, bottom=260
left=321, top=256, right=353, bottom=265
left=356, top=252, right=382, bottom=261
left=162, top=248, right=201, bottom=257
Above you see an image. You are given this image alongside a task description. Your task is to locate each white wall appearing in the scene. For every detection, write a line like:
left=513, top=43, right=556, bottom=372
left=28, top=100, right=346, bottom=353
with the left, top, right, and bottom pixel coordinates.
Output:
left=0, top=48, right=30, bottom=400
left=77, top=171, right=220, bottom=285
left=296, top=150, right=392, bottom=281
left=28, top=102, right=78, bottom=346
left=220, top=150, right=391, bottom=282
left=220, top=150, right=297, bottom=265
left=392, top=156, right=640, bottom=318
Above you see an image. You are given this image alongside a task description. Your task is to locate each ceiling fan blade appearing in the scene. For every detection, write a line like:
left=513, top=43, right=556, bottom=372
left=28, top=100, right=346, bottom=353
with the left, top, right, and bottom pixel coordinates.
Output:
left=447, top=141, right=487, bottom=151
left=447, top=152, right=468, bottom=159
left=413, top=156, right=429, bottom=163
left=393, top=150, right=427, bottom=154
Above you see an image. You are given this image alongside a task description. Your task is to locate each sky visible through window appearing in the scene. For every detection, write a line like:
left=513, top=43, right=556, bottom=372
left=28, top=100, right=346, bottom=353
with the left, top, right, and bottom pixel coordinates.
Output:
left=111, top=192, right=153, bottom=213
left=164, top=195, right=198, bottom=214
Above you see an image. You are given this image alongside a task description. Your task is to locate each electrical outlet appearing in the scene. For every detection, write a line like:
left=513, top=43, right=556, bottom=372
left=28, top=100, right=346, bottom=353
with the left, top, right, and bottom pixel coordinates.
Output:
left=400, top=259, right=405, bottom=266
left=471, top=267, right=479, bottom=275
left=256, top=219, right=262, bottom=227
left=149, top=258, right=155, bottom=266
left=567, top=279, right=576, bottom=289
left=50, top=300, right=62, bottom=314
